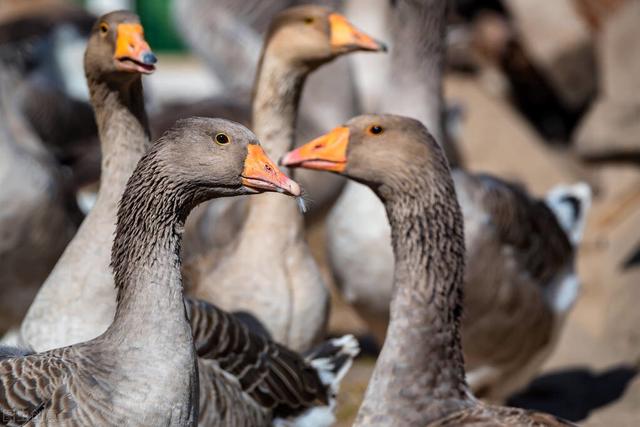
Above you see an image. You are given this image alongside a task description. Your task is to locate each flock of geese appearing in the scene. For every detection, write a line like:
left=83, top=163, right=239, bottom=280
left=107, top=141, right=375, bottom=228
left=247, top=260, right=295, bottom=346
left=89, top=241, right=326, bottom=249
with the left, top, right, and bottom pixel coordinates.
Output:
left=0, top=1, right=595, bottom=426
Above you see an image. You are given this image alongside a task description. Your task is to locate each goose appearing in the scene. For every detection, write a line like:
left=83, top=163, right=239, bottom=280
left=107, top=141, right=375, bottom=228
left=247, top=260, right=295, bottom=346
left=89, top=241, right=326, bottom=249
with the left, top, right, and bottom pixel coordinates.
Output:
left=18, top=10, right=158, bottom=352
left=324, top=0, right=455, bottom=344
left=171, top=0, right=353, bottom=214
left=322, top=0, right=590, bottom=400
left=0, top=114, right=322, bottom=426
left=281, top=113, right=576, bottom=426
left=0, top=66, right=77, bottom=336
left=8, top=13, right=360, bottom=424
left=189, top=5, right=386, bottom=352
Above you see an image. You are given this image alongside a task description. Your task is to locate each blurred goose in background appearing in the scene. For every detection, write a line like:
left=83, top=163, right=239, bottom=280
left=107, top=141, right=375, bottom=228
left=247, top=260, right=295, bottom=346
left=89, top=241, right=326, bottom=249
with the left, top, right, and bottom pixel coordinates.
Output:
left=171, top=0, right=354, bottom=215
left=0, top=66, right=77, bottom=337
left=322, top=0, right=591, bottom=401
left=0, top=3, right=100, bottom=188
left=18, top=11, right=157, bottom=351
left=282, top=114, right=576, bottom=426
left=188, top=5, right=386, bottom=352
left=0, top=114, right=333, bottom=425
left=455, top=174, right=590, bottom=401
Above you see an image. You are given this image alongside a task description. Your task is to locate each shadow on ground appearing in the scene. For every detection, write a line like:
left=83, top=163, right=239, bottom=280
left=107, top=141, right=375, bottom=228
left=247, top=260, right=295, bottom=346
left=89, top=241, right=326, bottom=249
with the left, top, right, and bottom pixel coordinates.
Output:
left=507, top=365, right=638, bottom=422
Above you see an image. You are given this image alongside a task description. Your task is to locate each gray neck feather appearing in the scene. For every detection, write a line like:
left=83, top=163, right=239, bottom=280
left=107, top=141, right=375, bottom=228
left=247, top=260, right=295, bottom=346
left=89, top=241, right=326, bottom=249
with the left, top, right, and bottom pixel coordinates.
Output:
left=244, top=48, right=308, bottom=225
left=356, top=168, right=471, bottom=425
left=107, top=149, right=192, bottom=341
left=88, top=76, right=150, bottom=210
left=384, top=0, right=446, bottom=144
left=252, top=52, right=306, bottom=158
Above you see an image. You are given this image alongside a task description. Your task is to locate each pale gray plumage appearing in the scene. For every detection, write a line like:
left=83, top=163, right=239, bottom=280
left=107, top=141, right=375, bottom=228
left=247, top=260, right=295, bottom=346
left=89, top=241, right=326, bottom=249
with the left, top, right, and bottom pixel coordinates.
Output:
left=18, top=11, right=153, bottom=352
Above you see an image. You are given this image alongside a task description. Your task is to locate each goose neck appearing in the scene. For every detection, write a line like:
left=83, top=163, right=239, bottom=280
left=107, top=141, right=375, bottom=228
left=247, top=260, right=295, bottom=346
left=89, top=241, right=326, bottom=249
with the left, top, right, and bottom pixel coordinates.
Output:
left=88, top=76, right=150, bottom=207
left=106, top=152, right=192, bottom=345
left=358, top=174, right=470, bottom=423
left=251, top=52, right=306, bottom=158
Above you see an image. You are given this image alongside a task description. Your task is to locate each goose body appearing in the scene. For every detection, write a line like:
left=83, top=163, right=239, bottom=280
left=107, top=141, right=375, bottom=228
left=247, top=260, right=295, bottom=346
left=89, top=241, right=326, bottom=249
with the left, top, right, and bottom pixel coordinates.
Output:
left=189, top=5, right=386, bottom=351
left=455, top=173, right=589, bottom=400
left=282, top=113, right=575, bottom=426
left=189, top=298, right=359, bottom=426
left=6, top=13, right=359, bottom=425
left=18, top=11, right=156, bottom=352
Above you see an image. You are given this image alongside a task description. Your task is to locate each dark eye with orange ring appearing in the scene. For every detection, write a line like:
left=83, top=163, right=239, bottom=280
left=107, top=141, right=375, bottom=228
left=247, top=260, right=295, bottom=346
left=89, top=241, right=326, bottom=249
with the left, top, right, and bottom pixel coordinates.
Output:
left=214, top=133, right=230, bottom=145
left=304, top=17, right=314, bottom=24
left=368, top=125, right=384, bottom=135
left=99, top=23, right=109, bottom=34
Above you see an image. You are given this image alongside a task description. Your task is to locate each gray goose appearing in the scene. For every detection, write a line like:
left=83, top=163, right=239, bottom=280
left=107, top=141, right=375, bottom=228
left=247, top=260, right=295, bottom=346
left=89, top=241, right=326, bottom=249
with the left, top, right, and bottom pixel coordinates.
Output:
left=0, top=66, right=77, bottom=337
left=189, top=5, right=386, bottom=352
left=17, top=11, right=157, bottom=352
left=323, top=0, right=590, bottom=401
left=281, top=114, right=576, bottom=426
left=8, top=12, right=360, bottom=425
left=0, top=115, right=309, bottom=426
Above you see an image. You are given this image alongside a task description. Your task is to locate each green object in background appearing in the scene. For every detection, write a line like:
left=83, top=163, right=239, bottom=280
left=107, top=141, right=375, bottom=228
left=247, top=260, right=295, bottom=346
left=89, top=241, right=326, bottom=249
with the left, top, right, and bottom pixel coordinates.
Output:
left=137, top=0, right=185, bottom=52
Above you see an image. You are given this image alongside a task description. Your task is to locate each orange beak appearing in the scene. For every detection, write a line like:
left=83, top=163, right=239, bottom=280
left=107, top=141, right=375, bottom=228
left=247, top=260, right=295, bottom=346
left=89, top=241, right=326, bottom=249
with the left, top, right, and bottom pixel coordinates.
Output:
left=242, top=144, right=301, bottom=196
left=329, top=13, right=387, bottom=53
left=280, top=126, right=350, bottom=173
left=114, top=23, right=157, bottom=74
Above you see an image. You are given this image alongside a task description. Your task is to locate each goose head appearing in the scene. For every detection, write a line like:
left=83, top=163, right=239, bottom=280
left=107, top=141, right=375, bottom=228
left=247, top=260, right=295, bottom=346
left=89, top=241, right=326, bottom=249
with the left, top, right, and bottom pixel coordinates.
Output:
left=151, top=117, right=300, bottom=202
left=84, top=10, right=157, bottom=81
left=263, top=5, right=386, bottom=70
left=281, top=114, right=446, bottom=198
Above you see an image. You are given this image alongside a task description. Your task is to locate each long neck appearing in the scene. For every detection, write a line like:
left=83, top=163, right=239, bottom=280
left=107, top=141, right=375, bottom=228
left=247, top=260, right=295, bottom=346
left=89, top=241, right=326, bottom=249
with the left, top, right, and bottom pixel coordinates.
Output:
left=244, top=46, right=307, bottom=226
left=88, top=75, right=149, bottom=209
left=356, top=172, right=470, bottom=424
left=106, top=155, right=191, bottom=343
left=251, top=49, right=306, bottom=158
left=385, top=0, right=459, bottom=164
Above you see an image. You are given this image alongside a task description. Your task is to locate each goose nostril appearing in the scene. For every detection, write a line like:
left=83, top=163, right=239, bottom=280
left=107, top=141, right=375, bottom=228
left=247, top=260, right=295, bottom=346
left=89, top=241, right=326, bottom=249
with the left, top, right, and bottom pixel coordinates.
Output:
left=314, top=144, right=323, bottom=149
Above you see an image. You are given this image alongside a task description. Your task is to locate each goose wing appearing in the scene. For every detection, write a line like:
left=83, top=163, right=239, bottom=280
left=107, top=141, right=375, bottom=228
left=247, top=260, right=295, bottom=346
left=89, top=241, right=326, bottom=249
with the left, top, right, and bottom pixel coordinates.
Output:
left=456, top=172, right=573, bottom=285
left=0, top=349, right=75, bottom=426
left=432, top=405, right=577, bottom=426
left=186, top=298, right=326, bottom=415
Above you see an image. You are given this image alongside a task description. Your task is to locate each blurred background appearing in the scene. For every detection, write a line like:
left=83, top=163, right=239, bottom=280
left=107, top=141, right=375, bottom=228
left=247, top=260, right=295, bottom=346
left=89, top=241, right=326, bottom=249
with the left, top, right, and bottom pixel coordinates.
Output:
left=1, top=0, right=639, bottom=425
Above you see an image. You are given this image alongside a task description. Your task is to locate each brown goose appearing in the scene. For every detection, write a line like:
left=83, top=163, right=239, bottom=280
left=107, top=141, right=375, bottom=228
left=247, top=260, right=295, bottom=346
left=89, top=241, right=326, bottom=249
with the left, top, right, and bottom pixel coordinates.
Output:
left=18, top=11, right=157, bottom=351
left=189, top=5, right=385, bottom=351
left=0, top=116, right=306, bottom=426
left=282, top=114, right=576, bottom=426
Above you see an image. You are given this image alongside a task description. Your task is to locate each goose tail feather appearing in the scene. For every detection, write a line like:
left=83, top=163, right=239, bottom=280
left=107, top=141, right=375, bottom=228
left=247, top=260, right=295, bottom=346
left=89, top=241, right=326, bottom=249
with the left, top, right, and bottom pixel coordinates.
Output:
left=276, top=335, right=359, bottom=427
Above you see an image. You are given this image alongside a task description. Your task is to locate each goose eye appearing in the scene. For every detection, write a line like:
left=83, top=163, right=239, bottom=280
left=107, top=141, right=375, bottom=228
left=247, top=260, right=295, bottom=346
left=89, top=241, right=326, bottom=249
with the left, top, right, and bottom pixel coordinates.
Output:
left=99, top=23, right=109, bottom=34
left=214, top=133, right=230, bottom=145
left=368, top=125, right=383, bottom=135
left=304, top=17, right=314, bottom=24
